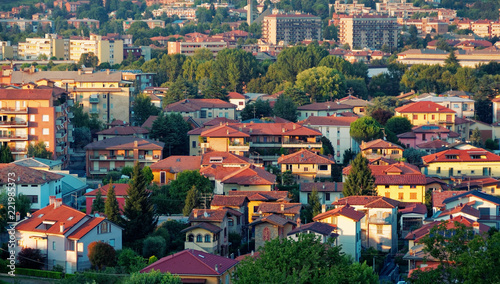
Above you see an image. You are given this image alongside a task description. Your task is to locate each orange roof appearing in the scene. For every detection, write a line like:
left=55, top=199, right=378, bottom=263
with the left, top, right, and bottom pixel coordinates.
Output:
left=149, top=156, right=201, bottom=172
left=299, top=116, right=358, bottom=126
left=96, top=126, right=149, bottom=135
left=221, top=165, right=276, bottom=185
left=227, top=92, right=246, bottom=99
left=422, top=148, right=500, bottom=163
left=228, top=190, right=288, bottom=201
left=202, top=117, right=239, bottom=127
left=84, top=183, right=129, bottom=197
left=0, top=164, right=63, bottom=184
left=201, top=125, right=250, bottom=138
left=277, top=149, right=335, bottom=165
left=165, top=99, right=236, bottom=112
left=201, top=151, right=250, bottom=166
left=199, top=122, right=322, bottom=137
left=141, top=115, right=158, bottom=129
left=395, top=101, right=455, bottom=113
left=405, top=215, right=489, bottom=242
left=257, top=202, right=302, bottom=215
left=68, top=217, right=105, bottom=239
left=211, top=195, right=248, bottom=207
left=360, top=139, right=403, bottom=151
left=333, top=196, right=399, bottom=208
left=83, top=137, right=164, bottom=150
left=16, top=204, right=86, bottom=236
left=343, top=162, right=427, bottom=185
left=432, top=191, right=466, bottom=209
left=313, top=205, right=365, bottom=221
left=0, top=89, right=53, bottom=100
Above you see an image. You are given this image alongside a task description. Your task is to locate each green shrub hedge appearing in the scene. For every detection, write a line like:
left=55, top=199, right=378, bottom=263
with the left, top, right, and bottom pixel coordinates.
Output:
left=14, top=268, right=63, bottom=279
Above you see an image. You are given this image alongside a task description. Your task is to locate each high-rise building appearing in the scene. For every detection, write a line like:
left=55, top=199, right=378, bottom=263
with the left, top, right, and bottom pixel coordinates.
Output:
left=18, top=34, right=68, bottom=60
left=69, top=34, right=123, bottom=65
left=335, top=14, right=398, bottom=50
left=262, top=14, right=322, bottom=45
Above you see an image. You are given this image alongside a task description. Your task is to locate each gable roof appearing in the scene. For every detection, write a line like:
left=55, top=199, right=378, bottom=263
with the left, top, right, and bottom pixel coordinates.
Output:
left=165, top=99, right=236, bottom=112
left=332, top=196, right=399, bottom=208
left=416, top=139, right=450, bottom=149
left=201, top=125, right=250, bottom=138
left=197, top=122, right=322, bottom=137
left=299, top=115, right=358, bottom=126
left=398, top=203, right=427, bottom=215
left=227, top=92, right=246, bottom=99
left=180, top=222, right=222, bottom=234
left=11, top=157, right=63, bottom=169
left=11, top=70, right=123, bottom=84
left=83, top=136, right=164, bottom=150
left=404, top=216, right=489, bottom=242
left=360, top=139, right=403, bottom=151
left=297, top=101, right=353, bottom=111
left=188, top=208, right=242, bottom=223
left=422, top=148, right=500, bottom=163
left=437, top=203, right=480, bottom=219
left=221, top=165, right=276, bottom=185
left=313, top=205, right=365, bottom=222
left=0, top=89, right=54, bottom=100
left=432, top=191, right=466, bottom=209
left=395, top=101, right=455, bottom=113
left=337, top=95, right=372, bottom=107
left=140, top=249, right=239, bottom=276
left=257, top=202, right=302, bottom=215
left=68, top=217, right=106, bottom=240
left=202, top=117, right=239, bottom=127
left=201, top=151, right=250, bottom=166
left=141, top=115, right=158, bottom=129
left=249, top=213, right=297, bottom=227
left=84, top=183, right=130, bottom=197
left=0, top=164, right=63, bottom=185
left=277, top=149, right=335, bottom=165
left=343, top=162, right=427, bottom=185
left=228, top=191, right=288, bottom=201
left=149, top=156, right=202, bottom=172
left=211, top=195, right=248, bottom=207
left=287, top=222, right=338, bottom=237
left=441, top=190, right=500, bottom=206
left=96, top=126, right=149, bottom=135
left=300, top=182, right=343, bottom=192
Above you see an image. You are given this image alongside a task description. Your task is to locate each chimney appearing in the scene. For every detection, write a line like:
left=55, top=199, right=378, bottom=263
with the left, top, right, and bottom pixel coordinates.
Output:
left=49, top=196, right=56, bottom=205
left=60, top=222, right=65, bottom=233
left=134, top=140, right=138, bottom=147
left=54, top=198, right=62, bottom=209
left=472, top=221, right=480, bottom=234
left=194, top=210, right=198, bottom=218
left=106, top=69, right=111, bottom=75
left=297, top=218, right=301, bottom=227
left=78, top=69, right=82, bottom=75
left=280, top=204, right=285, bottom=212
left=321, top=204, right=326, bottom=213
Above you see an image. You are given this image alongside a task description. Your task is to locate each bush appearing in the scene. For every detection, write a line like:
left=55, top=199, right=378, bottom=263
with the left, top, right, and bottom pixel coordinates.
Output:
left=88, top=241, right=116, bottom=270
left=124, top=269, right=181, bottom=284
left=59, top=271, right=124, bottom=284
left=117, top=248, right=147, bottom=274
left=148, top=255, right=158, bottom=264
left=15, top=268, right=63, bottom=279
left=18, top=248, right=45, bottom=269
left=143, top=236, right=166, bottom=258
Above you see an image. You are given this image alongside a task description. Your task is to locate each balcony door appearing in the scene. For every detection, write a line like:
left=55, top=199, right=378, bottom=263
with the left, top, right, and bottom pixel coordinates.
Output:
left=15, top=101, right=20, bottom=111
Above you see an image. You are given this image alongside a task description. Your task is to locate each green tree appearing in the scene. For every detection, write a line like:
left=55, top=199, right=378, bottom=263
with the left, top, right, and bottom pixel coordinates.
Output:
left=149, top=113, right=190, bottom=156
left=349, top=116, right=382, bottom=143
left=123, top=162, right=158, bottom=244
left=444, top=50, right=459, bottom=72
left=370, top=109, right=393, bottom=126
left=273, top=95, right=298, bottom=122
left=142, top=166, right=154, bottom=184
left=385, top=116, right=413, bottom=135
left=0, top=144, right=13, bottom=163
left=88, top=241, right=116, bottom=270
left=308, top=189, right=321, bottom=218
left=470, top=127, right=483, bottom=147
left=168, top=170, right=212, bottom=213
left=104, top=180, right=122, bottom=225
left=240, top=100, right=273, bottom=121
left=182, top=185, right=200, bottom=216
left=295, top=66, right=346, bottom=102
left=403, top=148, right=427, bottom=165
left=343, top=153, right=376, bottom=196
left=282, top=87, right=310, bottom=106
left=18, top=248, right=45, bottom=269
left=142, top=236, right=167, bottom=258
left=0, top=193, right=31, bottom=233
left=320, top=136, right=334, bottom=156
left=318, top=55, right=353, bottom=76
left=133, top=93, right=159, bottom=126
left=73, top=127, right=92, bottom=149
left=125, top=269, right=181, bottom=284
left=91, top=189, right=105, bottom=214
left=78, top=52, right=99, bottom=68
left=232, top=234, right=377, bottom=284
left=27, top=141, right=53, bottom=159
left=211, top=48, right=260, bottom=92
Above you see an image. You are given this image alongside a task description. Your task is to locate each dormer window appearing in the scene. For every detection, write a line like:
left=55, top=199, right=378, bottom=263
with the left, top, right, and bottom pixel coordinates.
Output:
left=445, top=155, right=459, bottom=159
left=36, top=220, right=55, bottom=230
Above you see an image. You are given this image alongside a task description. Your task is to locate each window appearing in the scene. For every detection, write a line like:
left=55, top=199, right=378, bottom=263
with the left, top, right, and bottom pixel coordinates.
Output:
left=228, top=218, right=234, bottom=226
left=431, top=114, right=435, bottom=120
left=30, top=115, right=35, bottom=121
left=196, top=234, right=202, bottom=242
left=410, top=193, right=417, bottom=200
left=325, top=193, right=330, bottom=201
left=398, top=193, right=404, bottom=200
left=304, top=167, right=309, bottom=171
left=398, top=185, right=403, bottom=189
left=30, top=128, right=35, bottom=135
left=410, top=185, right=416, bottom=189
left=479, top=208, right=490, bottom=217
left=110, top=104, right=113, bottom=109
left=253, top=206, right=259, bottom=213
left=192, top=141, right=196, bottom=148
left=188, top=234, right=194, bottom=242
left=454, top=104, right=459, bottom=108
left=413, top=114, right=418, bottom=120
left=65, top=239, right=75, bottom=251
left=53, top=241, right=56, bottom=250
left=385, top=185, right=390, bottom=189
left=26, top=195, right=38, bottom=203
left=109, top=239, right=115, bottom=247
left=436, top=167, right=441, bottom=174
left=204, top=234, right=211, bottom=242
left=42, top=115, right=49, bottom=122
left=483, top=167, right=492, bottom=176
left=98, top=222, right=110, bottom=234
left=471, top=170, right=475, bottom=174
left=103, top=103, right=107, bottom=109
left=377, top=225, right=383, bottom=234
left=42, top=128, right=49, bottom=135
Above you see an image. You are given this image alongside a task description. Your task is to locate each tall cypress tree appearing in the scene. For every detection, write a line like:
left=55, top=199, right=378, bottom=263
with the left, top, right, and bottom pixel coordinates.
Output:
left=123, top=162, right=157, bottom=243
left=308, top=189, right=322, bottom=218
left=104, top=179, right=122, bottom=225
left=0, top=144, right=13, bottom=163
left=343, top=153, right=376, bottom=196
left=91, top=189, right=105, bottom=214
left=183, top=185, right=199, bottom=216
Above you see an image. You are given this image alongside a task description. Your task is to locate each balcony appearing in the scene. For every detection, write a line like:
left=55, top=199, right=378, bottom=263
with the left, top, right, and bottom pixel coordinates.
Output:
left=68, top=124, right=74, bottom=131
left=0, top=120, right=28, bottom=127
left=67, top=99, right=74, bottom=107
left=89, top=97, right=99, bottom=104
left=281, top=140, right=322, bottom=148
left=200, top=142, right=210, bottom=149
left=369, top=216, right=392, bottom=225
left=68, top=112, right=74, bottom=119
left=249, top=141, right=282, bottom=148
left=56, top=119, right=64, bottom=126
left=55, top=106, right=62, bottom=113
left=56, top=145, right=64, bottom=153
left=89, top=109, right=99, bottom=114
left=10, top=147, right=27, bottom=154
left=56, top=130, right=66, bottom=139
left=0, top=134, right=28, bottom=140
left=0, top=107, right=28, bottom=114
left=228, top=145, right=250, bottom=152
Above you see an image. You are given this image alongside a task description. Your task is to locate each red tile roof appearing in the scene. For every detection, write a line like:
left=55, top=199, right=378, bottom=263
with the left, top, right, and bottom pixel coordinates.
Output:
left=249, top=213, right=297, bottom=227
left=108, top=119, right=128, bottom=126
left=437, top=203, right=480, bottom=218
left=300, top=182, right=343, bottom=192
left=221, top=165, right=276, bottom=185
left=68, top=217, right=105, bottom=240
left=201, top=151, right=250, bottom=166
left=422, top=148, right=500, bottom=163
left=96, top=126, right=149, bottom=135
left=416, top=140, right=450, bottom=149
left=211, top=195, right=248, bottom=207
left=83, top=136, right=164, bottom=150
left=165, top=99, right=236, bottom=112
left=141, top=115, right=158, bottom=129
left=228, top=191, right=288, bottom=201
left=227, top=92, right=246, bottom=99
left=374, top=175, right=428, bottom=185
left=16, top=204, right=87, bottom=236
left=299, top=116, right=358, bottom=126
left=432, top=191, right=466, bottom=209
left=188, top=208, right=241, bottom=223
left=405, top=216, right=489, bottom=242
left=277, top=149, right=335, bottom=165
left=202, top=117, right=239, bottom=127
left=257, top=202, right=302, bottom=215
left=332, top=196, right=399, bottom=208
left=0, top=164, right=63, bottom=184
left=0, top=89, right=53, bottom=100
left=313, top=205, right=365, bottom=221
left=201, top=125, right=250, bottom=138
left=337, top=95, right=372, bottom=107
left=287, top=222, right=338, bottom=237
left=140, top=249, right=239, bottom=276
left=84, top=184, right=130, bottom=197
left=198, top=122, right=322, bottom=137
left=180, top=222, right=222, bottom=234
left=398, top=203, right=427, bottom=215
left=360, top=139, right=403, bottom=150
left=395, top=101, right=455, bottom=113
left=297, top=101, right=353, bottom=111
left=149, top=156, right=201, bottom=172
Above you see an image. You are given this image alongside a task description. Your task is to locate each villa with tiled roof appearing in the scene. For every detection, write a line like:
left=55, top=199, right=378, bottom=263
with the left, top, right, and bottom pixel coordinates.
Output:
left=228, top=191, right=289, bottom=223
left=299, top=182, right=344, bottom=206
left=337, top=95, right=372, bottom=116
left=149, top=155, right=202, bottom=185
left=15, top=197, right=122, bottom=273
left=398, top=124, right=459, bottom=149
left=395, top=101, right=456, bottom=128
left=277, top=149, right=335, bottom=183
left=297, top=101, right=353, bottom=120
left=164, top=99, right=237, bottom=122
left=360, top=139, right=404, bottom=160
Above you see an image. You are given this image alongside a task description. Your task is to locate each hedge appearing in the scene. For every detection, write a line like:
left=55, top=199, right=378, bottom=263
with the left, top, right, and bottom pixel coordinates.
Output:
left=14, top=268, right=63, bottom=279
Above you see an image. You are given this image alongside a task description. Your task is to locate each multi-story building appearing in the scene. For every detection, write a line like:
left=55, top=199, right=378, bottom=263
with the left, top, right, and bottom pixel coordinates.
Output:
left=297, top=101, right=353, bottom=121
left=152, top=7, right=197, bottom=19
left=277, top=149, right=335, bottom=183
left=0, top=19, right=53, bottom=32
left=0, top=89, right=73, bottom=166
left=395, top=101, right=456, bottom=129
left=10, top=69, right=130, bottom=124
left=299, top=182, right=344, bottom=206
left=359, top=139, right=404, bottom=160
left=335, top=14, right=398, bottom=50
left=412, top=96, right=475, bottom=118
left=167, top=41, right=228, bottom=57
left=123, top=46, right=152, bottom=61
left=397, top=47, right=500, bottom=67
left=69, top=34, right=123, bottom=65
left=398, top=125, right=459, bottom=149
left=18, top=34, right=68, bottom=60
left=67, top=18, right=100, bottom=29
left=83, top=136, right=164, bottom=177
left=122, top=71, right=155, bottom=94
left=122, top=18, right=166, bottom=32
left=262, top=14, right=322, bottom=45
left=165, top=99, right=237, bottom=122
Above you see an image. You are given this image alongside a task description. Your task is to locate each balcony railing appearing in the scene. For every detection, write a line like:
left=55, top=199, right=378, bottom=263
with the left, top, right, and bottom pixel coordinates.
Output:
left=0, top=107, right=28, bottom=113
left=89, top=97, right=99, bottom=104
left=369, top=216, right=392, bottom=225
left=89, top=109, right=99, bottom=114
left=68, top=112, right=74, bottom=119
left=56, top=146, right=64, bottom=153
left=67, top=99, right=74, bottom=106
left=0, top=134, right=28, bottom=140
left=10, top=147, right=27, bottom=154
left=0, top=121, right=28, bottom=127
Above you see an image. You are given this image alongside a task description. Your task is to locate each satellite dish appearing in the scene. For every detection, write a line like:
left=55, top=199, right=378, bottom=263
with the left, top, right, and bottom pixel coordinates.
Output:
left=204, top=212, right=209, bottom=218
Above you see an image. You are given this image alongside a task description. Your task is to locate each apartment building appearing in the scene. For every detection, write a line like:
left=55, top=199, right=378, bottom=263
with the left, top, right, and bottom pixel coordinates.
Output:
left=401, top=18, right=449, bottom=35
left=412, top=96, right=475, bottom=118
left=262, top=14, right=322, bottom=45
left=67, top=18, right=100, bottom=29
left=69, top=34, right=123, bottom=65
left=10, top=69, right=130, bottom=124
left=397, top=47, right=500, bottom=67
left=335, top=14, right=398, bottom=50
left=122, top=18, right=166, bottom=31
left=167, top=41, right=228, bottom=56
left=18, top=34, right=68, bottom=60
left=152, top=7, right=197, bottom=19
left=395, top=101, right=456, bottom=128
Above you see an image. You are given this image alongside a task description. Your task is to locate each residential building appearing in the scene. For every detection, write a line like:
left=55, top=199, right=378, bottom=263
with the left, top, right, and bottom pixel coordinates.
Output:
left=11, top=157, right=62, bottom=171
left=297, top=101, right=353, bottom=121
left=227, top=92, right=247, bottom=111
left=150, top=155, right=202, bottom=185
left=412, top=96, right=475, bottom=118
left=84, top=184, right=129, bottom=215
left=84, top=137, right=164, bottom=177
left=67, top=18, right=100, bottom=29
left=422, top=148, right=500, bottom=180
left=69, top=35, right=124, bottom=65
left=337, top=95, right=372, bottom=116
left=313, top=205, right=365, bottom=261
left=398, top=203, right=427, bottom=236
left=216, top=165, right=276, bottom=194
left=257, top=202, right=302, bottom=222
left=140, top=249, right=238, bottom=283
left=0, top=89, right=73, bottom=165
left=333, top=196, right=399, bottom=252
left=18, top=34, right=68, bottom=60
left=359, top=139, right=404, bottom=160
left=395, top=101, right=456, bottom=128
left=165, top=99, right=237, bottom=122
left=335, top=14, right=398, bottom=50
left=168, top=41, right=229, bottom=56
left=250, top=214, right=297, bottom=250
left=211, top=195, right=249, bottom=227
left=287, top=222, right=339, bottom=243
left=261, top=14, right=322, bottom=45
left=15, top=198, right=122, bottom=273
left=415, top=139, right=451, bottom=154
left=397, top=48, right=500, bottom=67
left=299, top=115, right=359, bottom=163
left=299, top=182, right=343, bottom=205
left=10, top=69, right=130, bottom=124
left=228, top=191, right=289, bottom=224
left=0, top=19, right=53, bottom=32
left=122, top=72, right=155, bottom=94
left=122, top=18, right=165, bottom=32
left=123, top=46, right=152, bottom=61
left=0, top=164, right=63, bottom=211
left=96, top=126, right=149, bottom=140
left=398, top=125, right=459, bottom=149
left=277, top=149, right=335, bottom=183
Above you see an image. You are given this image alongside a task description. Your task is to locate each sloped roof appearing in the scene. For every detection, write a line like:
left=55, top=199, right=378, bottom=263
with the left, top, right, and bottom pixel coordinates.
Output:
left=68, top=217, right=106, bottom=240
left=412, top=124, right=451, bottom=133
left=398, top=203, right=427, bottom=215
left=277, top=149, right=335, bottom=165
left=96, top=126, right=149, bottom=135
left=313, top=205, right=365, bottom=221
left=202, top=117, right=239, bottom=127
left=287, top=222, right=338, bottom=237
left=395, top=101, right=455, bottom=113
left=249, top=214, right=297, bottom=227
left=422, top=148, right=500, bottom=163
left=0, top=89, right=53, bottom=100
left=432, top=191, right=466, bottom=209
left=188, top=208, right=242, bottom=223
left=257, top=203, right=302, bottom=215
left=197, top=122, right=322, bottom=137
left=11, top=70, right=123, bottom=84
left=149, top=156, right=201, bottom=172
left=416, top=140, right=450, bottom=149
left=201, top=151, right=250, bottom=166
left=332, top=196, right=399, bottom=208
left=201, top=125, right=250, bottom=138
left=11, top=157, right=63, bottom=169
left=227, top=92, right=246, bottom=99
left=300, top=182, right=343, bottom=192
left=165, top=99, right=236, bottom=112
left=0, top=164, right=63, bottom=185
left=337, top=95, right=372, bottom=107
left=360, top=139, right=403, bottom=150
left=84, top=183, right=130, bottom=197
left=442, top=190, right=500, bottom=206
left=180, top=222, right=222, bottom=234
left=211, top=195, right=248, bottom=207
left=228, top=191, right=288, bottom=201
left=297, top=101, right=353, bottom=111
left=299, top=116, right=358, bottom=126
left=437, top=203, right=480, bottom=218
left=141, top=115, right=158, bottom=129
left=16, top=204, right=86, bottom=235
left=221, top=165, right=276, bottom=185
left=404, top=216, right=489, bottom=242
left=140, top=249, right=238, bottom=276
left=83, top=136, right=164, bottom=150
